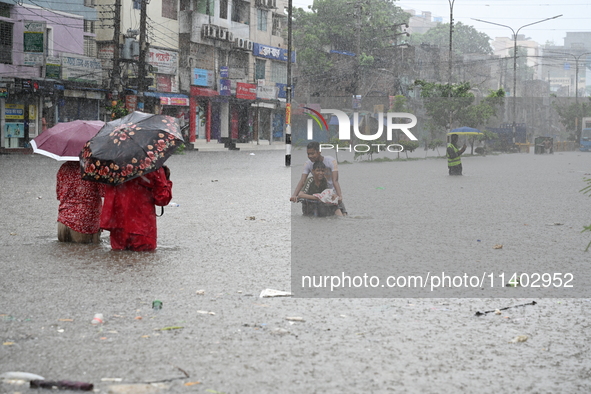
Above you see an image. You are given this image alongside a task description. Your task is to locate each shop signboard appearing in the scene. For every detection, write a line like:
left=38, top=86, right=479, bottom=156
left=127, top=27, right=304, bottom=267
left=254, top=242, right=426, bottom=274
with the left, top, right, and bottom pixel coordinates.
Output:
left=257, top=85, right=278, bottom=100
left=5, top=104, right=25, bottom=119
left=125, top=95, right=137, bottom=112
left=236, top=83, right=257, bottom=100
left=148, top=48, right=178, bottom=75
left=23, top=21, right=45, bottom=53
left=253, top=43, right=296, bottom=63
left=61, top=53, right=102, bottom=85
left=220, top=79, right=231, bottom=96
left=160, top=97, right=189, bottom=106
left=46, top=57, right=61, bottom=79
left=192, top=68, right=214, bottom=87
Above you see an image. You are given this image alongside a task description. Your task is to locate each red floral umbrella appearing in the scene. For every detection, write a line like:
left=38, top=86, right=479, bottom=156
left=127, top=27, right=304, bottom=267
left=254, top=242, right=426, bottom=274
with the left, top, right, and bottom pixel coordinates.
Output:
left=31, top=120, right=104, bottom=161
left=80, top=111, right=183, bottom=185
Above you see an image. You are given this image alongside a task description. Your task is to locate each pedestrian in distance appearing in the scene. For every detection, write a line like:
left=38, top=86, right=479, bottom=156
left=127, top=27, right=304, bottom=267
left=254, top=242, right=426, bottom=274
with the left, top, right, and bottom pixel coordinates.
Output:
left=290, top=141, right=347, bottom=215
left=100, top=166, right=172, bottom=251
left=56, top=161, right=105, bottom=244
left=447, top=134, right=467, bottom=176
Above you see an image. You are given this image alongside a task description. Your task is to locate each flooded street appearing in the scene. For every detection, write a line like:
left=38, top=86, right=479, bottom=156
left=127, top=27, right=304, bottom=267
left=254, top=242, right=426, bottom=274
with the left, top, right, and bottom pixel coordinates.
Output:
left=1, top=149, right=590, bottom=393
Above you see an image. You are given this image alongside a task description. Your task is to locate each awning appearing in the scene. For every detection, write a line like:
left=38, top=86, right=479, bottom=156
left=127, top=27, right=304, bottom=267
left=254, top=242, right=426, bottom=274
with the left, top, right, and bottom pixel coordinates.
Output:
left=143, top=92, right=190, bottom=106
left=143, top=92, right=189, bottom=99
left=190, top=86, right=219, bottom=97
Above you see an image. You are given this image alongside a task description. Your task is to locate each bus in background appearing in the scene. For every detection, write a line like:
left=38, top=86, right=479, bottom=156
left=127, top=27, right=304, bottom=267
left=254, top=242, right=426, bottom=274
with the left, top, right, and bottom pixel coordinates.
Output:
left=581, top=117, right=591, bottom=151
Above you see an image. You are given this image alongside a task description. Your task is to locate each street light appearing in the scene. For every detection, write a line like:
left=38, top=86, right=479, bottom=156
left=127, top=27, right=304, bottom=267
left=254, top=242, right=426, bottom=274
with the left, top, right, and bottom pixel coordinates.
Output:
left=472, top=15, right=562, bottom=143
left=448, top=0, right=455, bottom=82
left=545, top=51, right=591, bottom=101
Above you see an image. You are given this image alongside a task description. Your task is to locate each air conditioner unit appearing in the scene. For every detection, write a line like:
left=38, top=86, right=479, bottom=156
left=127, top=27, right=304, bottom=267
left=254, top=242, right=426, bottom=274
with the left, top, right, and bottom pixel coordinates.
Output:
left=245, top=39, right=253, bottom=51
left=201, top=25, right=217, bottom=38
left=227, top=32, right=234, bottom=42
left=218, top=29, right=228, bottom=41
left=234, top=37, right=244, bottom=48
left=267, top=0, right=276, bottom=8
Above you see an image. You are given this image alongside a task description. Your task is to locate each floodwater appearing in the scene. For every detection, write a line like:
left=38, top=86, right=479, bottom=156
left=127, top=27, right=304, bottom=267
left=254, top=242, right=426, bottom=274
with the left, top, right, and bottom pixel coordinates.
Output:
left=1, top=149, right=590, bottom=393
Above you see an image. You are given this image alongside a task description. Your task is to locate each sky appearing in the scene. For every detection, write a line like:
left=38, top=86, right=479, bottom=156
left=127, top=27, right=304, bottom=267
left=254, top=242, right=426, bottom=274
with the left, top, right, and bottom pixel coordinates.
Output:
left=290, top=0, right=591, bottom=47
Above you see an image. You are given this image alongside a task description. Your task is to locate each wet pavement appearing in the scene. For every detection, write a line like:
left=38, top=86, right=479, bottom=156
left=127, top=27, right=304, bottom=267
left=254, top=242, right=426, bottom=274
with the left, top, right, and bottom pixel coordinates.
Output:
left=1, top=148, right=590, bottom=393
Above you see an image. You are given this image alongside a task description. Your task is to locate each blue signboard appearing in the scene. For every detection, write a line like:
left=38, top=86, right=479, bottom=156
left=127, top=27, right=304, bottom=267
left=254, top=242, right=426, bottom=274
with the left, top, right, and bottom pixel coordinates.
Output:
left=276, top=83, right=294, bottom=99
left=220, top=66, right=229, bottom=79
left=220, top=79, right=231, bottom=96
left=253, top=43, right=296, bottom=63
left=192, top=68, right=214, bottom=86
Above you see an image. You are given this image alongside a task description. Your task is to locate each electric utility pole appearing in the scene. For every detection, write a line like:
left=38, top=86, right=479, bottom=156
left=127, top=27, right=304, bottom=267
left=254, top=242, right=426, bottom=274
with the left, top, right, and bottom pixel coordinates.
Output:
left=138, top=0, right=149, bottom=107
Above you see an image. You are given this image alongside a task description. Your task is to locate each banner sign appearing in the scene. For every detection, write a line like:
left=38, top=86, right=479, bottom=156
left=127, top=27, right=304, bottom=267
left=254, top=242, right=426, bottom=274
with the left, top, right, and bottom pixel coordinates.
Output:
left=148, top=48, right=178, bottom=75
left=4, top=123, right=25, bottom=138
left=192, top=68, right=214, bottom=87
left=253, top=43, right=296, bottom=63
left=61, top=53, right=102, bottom=85
left=236, top=82, right=257, bottom=100
left=23, top=21, right=45, bottom=53
left=220, top=79, right=231, bottom=96
left=5, top=104, right=25, bottom=120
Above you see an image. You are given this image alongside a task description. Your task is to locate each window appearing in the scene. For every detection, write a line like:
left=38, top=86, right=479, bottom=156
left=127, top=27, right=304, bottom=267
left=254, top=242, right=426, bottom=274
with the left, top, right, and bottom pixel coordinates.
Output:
left=219, top=0, right=228, bottom=19
left=84, top=36, right=97, bottom=57
left=84, top=20, right=95, bottom=33
left=270, top=61, right=286, bottom=84
left=84, top=0, right=95, bottom=6
left=0, top=21, right=12, bottom=64
left=133, top=0, right=141, bottom=10
left=196, top=0, right=214, bottom=16
left=272, top=13, right=282, bottom=36
left=0, top=3, right=10, bottom=18
left=255, top=58, right=266, bottom=80
left=231, top=0, right=249, bottom=24
left=257, top=9, right=267, bottom=31
left=162, top=0, right=178, bottom=20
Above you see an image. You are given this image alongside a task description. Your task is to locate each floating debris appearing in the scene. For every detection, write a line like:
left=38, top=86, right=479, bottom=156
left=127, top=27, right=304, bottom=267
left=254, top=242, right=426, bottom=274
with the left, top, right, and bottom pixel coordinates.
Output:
left=474, top=301, right=537, bottom=316
left=285, top=317, right=305, bottom=322
left=259, top=289, right=292, bottom=298
left=509, top=335, right=529, bottom=343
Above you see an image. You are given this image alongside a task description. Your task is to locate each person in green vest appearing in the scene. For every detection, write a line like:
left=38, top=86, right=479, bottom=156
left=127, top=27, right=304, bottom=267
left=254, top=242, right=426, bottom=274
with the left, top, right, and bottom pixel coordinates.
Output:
left=447, top=134, right=467, bottom=175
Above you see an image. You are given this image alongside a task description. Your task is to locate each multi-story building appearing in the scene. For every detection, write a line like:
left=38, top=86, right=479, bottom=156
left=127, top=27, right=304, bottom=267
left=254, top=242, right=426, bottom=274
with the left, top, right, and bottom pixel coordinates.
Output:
left=178, top=0, right=289, bottom=144
left=92, top=0, right=289, bottom=146
left=542, top=32, right=591, bottom=97
left=0, top=0, right=100, bottom=151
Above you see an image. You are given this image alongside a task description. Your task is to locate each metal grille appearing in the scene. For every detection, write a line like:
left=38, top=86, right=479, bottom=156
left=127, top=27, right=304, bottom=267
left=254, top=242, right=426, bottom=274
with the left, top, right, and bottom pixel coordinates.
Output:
left=0, top=21, right=13, bottom=64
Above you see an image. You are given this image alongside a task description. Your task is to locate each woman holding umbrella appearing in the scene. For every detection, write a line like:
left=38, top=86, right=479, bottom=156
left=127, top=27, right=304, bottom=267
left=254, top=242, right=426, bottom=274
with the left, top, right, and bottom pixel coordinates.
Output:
left=57, top=161, right=105, bottom=243
left=31, top=119, right=106, bottom=244
left=80, top=112, right=182, bottom=251
left=99, top=166, right=172, bottom=251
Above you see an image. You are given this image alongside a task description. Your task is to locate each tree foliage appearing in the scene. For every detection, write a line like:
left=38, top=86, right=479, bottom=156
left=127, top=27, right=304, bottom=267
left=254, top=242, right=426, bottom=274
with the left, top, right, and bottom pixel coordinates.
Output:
left=408, top=22, right=493, bottom=56
left=414, top=80, right=504, bottom=133
left=293, top=0, right=409, bottom=92
left=552, top=97, right=591, bottom=141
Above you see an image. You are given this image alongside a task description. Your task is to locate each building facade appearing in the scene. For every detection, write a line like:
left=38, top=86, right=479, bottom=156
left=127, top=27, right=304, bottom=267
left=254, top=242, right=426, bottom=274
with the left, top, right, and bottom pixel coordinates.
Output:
left=0, top=0, right=100, bottom=151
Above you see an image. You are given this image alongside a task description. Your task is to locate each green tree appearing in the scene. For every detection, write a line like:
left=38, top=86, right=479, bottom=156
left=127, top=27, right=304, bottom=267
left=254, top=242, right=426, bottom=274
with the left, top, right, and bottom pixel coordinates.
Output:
left=408, top=22, right=493, bottom=56
left=293, top=0, right=408, bottom=95
left=552, top=97, right=591, bottom=142
left=414, top=80, right=475, bottom=132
